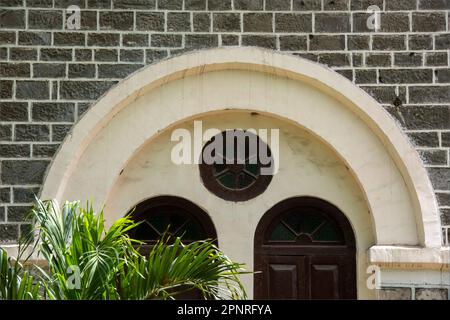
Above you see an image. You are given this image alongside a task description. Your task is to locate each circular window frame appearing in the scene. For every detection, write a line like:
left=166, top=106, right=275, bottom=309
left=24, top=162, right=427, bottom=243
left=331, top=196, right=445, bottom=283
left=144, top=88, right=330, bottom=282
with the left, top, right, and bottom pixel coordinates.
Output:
left=199, top=130, right=274, bottom=202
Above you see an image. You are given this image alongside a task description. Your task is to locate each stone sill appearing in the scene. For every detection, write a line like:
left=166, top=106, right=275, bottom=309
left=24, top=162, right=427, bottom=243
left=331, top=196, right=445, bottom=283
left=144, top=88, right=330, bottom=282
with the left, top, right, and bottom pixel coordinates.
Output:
left=369, top=245, right=450, bottom=270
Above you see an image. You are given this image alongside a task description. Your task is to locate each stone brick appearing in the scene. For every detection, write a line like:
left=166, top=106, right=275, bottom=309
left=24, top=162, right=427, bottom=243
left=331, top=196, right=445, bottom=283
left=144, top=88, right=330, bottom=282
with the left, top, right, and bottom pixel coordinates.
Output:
left=75, top=49, right=93, bottom=62
left=26, top=0, right=55, bottom=7
left=242, top=35, right=276, bottom=49
left=388, top=106, right=450, bottom=130
left=426, top=53, right=448, bottom=67
left=16, top=81, right=49, bottom=100
left=28, top=10, right=62, bottom=30
left=435, top=69, right=450, bottom=83
left=0, top=102, right=28, bottom=121
left=185, top=34, right=218, bottom=49
left=0, top=31, right=15, bottom=45
left=407, top=132, right=439, bottom=147
left=0, top=225, right=18, bottom=243
left=419, top=0, right=450, bottom=10
left=40, top=48, right=72, bottom=61
left=418, top=149, right=447, bottom=166
left=213, top=13, right=241, bottom=32
left=350, top=0, right=383, bottom=10
left=441, top=208, right=450, bottom=225
left=352, top=53, right=363, bottom=67
left=0, top=81, right=13, bottom=99
left=244, top=13, right=273, bottom=33
left=52, top=124, right=72, bottom=142
left=379, top=69, right=432, bottom=84
left=120, top=49, right=144, bottom=63
left=100, top=11, right=134, bottom=31
left=60, top=81, right=116, bottom=100
left=13, top=187, right=40, bottom=203
left=94, top=49, right=118, bottom=62
left=0, top=188, right=10, bottom=204
left=309, top=35, right=345, bottom=51
left=293, top=0, right=321, bottom=10
left=68, top=64, right=95, bottom=78
left=193, top=13, right=211, bottom=32
left=265, top=0, right=290, bottom=10
left=33, top=63, right=66, bottom=78
left=352, top=13, right=373, bottom=33
left=337, top=70, right=353, bottom=81
left=275, top=13, right=312, bottom=33
left=113, top=0, right=155, bottom=9
left=279, top=36, right=307, bottom=51
left=412, top=13, right=446, bottom=32
left=0, top=144, right=30, bottom=158
left=394, top=53, right=422, bottom=67
left=98, top=64, right=143, bottom=78
left=373, top=35, right=406, bottom=51
left=0, top=9, right=25, bottom=28
left=0, top=125, right=12, bottom=142
left=323, top=0, right=348, bottom=10
left=158, top=0, right=183, bottom=10
left=146, top=50, right=168, bottom=63
left=15, top=124, right=49, bottom=141
left=221, top=34, right=239, bottom=46
left=409, top=87, right=450, bottom=104
left=315, top=13, right=350, bottom=33
left=234, top=0, right=263, bottom=10
left=380, top=13, right=410, bottom=33
left=32, top=102, right=75, bottom=122
left=0, top=0, right=23, bottom=6
left=87, top=0, right=111, bottom=8
left=54, top=33, right=85, bottom=46
left=409, top=35, right=433, bottom=51
left=415, top=288, right=448, bottom=300
left=7, top=206, right=32, bottom=222
left=364, top=86, right=406, bottom=104
left=32, top=144, right=58, bottom=158
left=443, top=132, right=450, bottom=147
left=151, top=34, right=182, bottom=47
left=168, top=12, right=191, bottom=32
left=136, top=12, right=164, bottom=32
left=185, top=0, right=206, bottom=10
left=18, top=31, right=51, bottom=46
left=208, top=0, right=231, bottom=10
left=435, top=34, right=450, bottom=50
left=378, top=287, right=412, bottom=300
left=318, top=53, right=350, bottom=67
left=347, top=35, right=370, bottom=50
left=79, top=11, right=97, bottom=30
left=355, top=70, right=377, bottom=84
left=87, top=33, right=120, bottom=47
left=0, top=48, right=6, bottom=60
left=0, top=63, right=30, bottom=77
left=385, top=0, right=416, bottom=10
left=10, top=48, right=37, bottom=61
left=122, top=34, right=148, bottom=47
left=1, top=160, right=49, bottom=184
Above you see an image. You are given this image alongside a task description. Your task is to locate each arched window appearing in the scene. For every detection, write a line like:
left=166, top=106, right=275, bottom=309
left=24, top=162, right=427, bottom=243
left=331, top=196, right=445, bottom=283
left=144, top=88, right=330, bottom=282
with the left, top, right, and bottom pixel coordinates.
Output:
left=128, top=196, right=217, bottom=249
left=199, top=130, right=274, bottom=202
left=254, top=197, right=356, bottom=299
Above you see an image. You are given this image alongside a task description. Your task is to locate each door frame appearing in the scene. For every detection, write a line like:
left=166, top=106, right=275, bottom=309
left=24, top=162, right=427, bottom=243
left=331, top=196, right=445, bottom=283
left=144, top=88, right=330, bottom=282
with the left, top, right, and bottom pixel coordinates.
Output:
left=254, top=197, right=357, bottom=299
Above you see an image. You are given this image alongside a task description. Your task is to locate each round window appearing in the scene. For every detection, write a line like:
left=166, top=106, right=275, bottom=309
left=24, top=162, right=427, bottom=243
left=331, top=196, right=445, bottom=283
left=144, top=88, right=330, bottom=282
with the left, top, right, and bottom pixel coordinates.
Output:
left=199, top=130, right=274, bottom=202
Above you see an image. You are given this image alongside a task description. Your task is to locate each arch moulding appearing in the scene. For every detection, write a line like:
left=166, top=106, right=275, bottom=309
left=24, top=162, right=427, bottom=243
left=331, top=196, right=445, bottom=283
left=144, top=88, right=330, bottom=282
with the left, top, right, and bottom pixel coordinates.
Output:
left=40, top=47, right=445, bottom=267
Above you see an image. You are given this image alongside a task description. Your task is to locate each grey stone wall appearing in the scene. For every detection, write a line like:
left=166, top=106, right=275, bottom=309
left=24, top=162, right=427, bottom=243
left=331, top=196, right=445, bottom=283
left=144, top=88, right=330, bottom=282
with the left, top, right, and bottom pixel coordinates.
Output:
left=0, top=0, right=449, bottom=244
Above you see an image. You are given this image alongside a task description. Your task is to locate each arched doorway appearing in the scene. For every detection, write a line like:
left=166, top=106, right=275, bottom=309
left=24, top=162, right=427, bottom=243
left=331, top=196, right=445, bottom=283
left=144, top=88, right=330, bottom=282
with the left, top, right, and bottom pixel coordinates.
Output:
left=254, top=197, right=356, bottom=299
left=128, top=196, right=217, bottom=254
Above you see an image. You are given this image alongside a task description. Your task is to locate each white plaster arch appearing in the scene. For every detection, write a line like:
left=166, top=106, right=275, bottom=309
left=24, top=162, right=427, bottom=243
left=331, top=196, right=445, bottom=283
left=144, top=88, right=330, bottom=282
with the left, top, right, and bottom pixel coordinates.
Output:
left=41, top=47, right=441, bottom=250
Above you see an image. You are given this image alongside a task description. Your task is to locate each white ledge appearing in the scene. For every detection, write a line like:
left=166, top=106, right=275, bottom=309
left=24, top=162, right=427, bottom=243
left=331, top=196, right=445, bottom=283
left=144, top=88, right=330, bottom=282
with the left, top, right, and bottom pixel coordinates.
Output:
left=369, top=245, right=450, bottom=270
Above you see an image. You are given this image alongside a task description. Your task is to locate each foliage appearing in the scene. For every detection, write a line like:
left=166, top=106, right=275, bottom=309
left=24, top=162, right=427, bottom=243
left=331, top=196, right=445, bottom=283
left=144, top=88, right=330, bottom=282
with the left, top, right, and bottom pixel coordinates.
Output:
left=0, top=199, right=247, bottom=300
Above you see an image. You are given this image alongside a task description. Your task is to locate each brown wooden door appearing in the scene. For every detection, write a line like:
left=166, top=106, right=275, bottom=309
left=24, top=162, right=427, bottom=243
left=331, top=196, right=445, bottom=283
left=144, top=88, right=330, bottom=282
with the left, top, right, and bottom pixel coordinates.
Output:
left=254, top=197, right=357, bottom=300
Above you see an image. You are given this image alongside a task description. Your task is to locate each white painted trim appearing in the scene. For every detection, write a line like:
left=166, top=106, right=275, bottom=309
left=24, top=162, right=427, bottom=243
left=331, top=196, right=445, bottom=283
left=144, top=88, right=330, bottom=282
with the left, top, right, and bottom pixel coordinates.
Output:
left=41, top=47, right=441, bottom=249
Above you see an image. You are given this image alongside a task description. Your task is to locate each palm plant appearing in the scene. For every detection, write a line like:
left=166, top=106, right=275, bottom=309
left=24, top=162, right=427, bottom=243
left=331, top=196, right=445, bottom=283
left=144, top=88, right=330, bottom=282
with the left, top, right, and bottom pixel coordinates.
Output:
left=18, top=198, right=247, bottom=300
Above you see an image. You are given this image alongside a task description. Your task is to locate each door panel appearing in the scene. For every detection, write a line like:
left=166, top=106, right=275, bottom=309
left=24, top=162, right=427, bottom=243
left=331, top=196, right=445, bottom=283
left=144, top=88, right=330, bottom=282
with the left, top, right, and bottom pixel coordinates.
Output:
left=310, top=263, right=340, bottom=299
